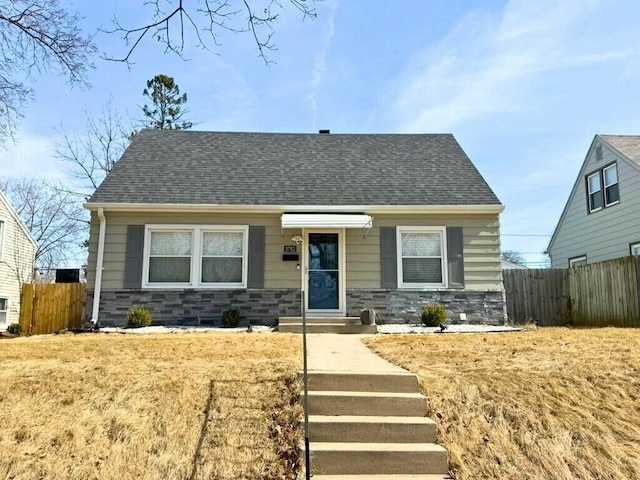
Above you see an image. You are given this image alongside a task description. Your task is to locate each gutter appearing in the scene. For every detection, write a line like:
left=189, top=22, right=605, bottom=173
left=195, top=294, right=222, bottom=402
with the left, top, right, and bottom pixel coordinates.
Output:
left=83, top=202, right=505, bottom=215
left=90, top=208, right=107, bottom=326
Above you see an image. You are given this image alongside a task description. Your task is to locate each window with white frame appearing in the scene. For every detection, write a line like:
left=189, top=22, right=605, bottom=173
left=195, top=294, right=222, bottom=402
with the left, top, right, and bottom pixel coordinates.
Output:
left=397, top=227, right=446, bottom=288
left=586, top=163, right=619, bottom=213
left=568, top=255, right=587, bottom=268
left=631, top=242, right=640, bottom=256
left=148, top=231, right=193, bottom=283
left=0, top=297, right=8, bottom=326
left=603, top=164, right=619, bottom=206
left=144, top=226, right=248, bottom=287
left=201, top=231, right=244, bottom=284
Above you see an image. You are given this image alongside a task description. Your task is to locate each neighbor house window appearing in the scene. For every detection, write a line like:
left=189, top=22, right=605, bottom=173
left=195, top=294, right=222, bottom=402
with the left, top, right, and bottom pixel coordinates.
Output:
left=631, top=242, right=640, bottom=256
left=144, top=225, right=248, bottom=288
left=0, top=298, right=8, bottom=326
left=603, top=164, right=619, bottom=206
left=397, top=227, right=446, bottom=288
left=586, top=163, right=619, bottom=213
left=568, top=255, right=587, bottom=268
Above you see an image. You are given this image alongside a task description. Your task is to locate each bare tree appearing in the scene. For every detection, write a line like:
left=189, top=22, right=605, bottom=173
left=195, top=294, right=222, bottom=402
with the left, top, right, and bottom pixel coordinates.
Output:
left=105, top=0, right=320, bottom=64
left=0, top=0, right=96, bottom=145
left=0, top=177, right=87, bottom=271
left=55, top=101, right=131, bottom=196
left=501, top=250, right=527, bottom=266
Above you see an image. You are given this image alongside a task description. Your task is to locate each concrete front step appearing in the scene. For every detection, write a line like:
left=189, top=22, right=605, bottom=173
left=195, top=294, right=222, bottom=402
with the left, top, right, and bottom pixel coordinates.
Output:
left=308, top=371, right=421, bottom=393
left=309, top=415, right=437, bottom=443
left=307, top=391, right=427, bottom=416
left=309, top=442, right=449, bottom=475
left=279, top=323, right=378, bottom=334
left=279, top=316, right=363, bottom=325
left=312, top=476, right=452, bottom=480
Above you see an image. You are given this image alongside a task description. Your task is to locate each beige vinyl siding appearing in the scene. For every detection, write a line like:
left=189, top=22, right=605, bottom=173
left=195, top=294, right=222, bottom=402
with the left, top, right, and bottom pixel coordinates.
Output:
left=86, top=212, right=301, bottom=290
left=550, top=142, right=640, bottom=267
left=0, top=199, right=36, bottom=325
left=346, top=214, right=502, bottom=291
left=87, top=211, right=502, bottom=291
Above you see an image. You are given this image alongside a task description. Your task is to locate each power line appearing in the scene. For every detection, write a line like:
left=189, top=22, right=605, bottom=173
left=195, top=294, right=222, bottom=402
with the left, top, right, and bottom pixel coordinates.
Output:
left=501, top=234, right=552, bottom=237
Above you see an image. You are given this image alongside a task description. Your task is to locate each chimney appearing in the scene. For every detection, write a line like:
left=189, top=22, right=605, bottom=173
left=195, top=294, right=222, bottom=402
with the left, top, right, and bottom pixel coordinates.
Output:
left=319, top=129, right=330, bottom=134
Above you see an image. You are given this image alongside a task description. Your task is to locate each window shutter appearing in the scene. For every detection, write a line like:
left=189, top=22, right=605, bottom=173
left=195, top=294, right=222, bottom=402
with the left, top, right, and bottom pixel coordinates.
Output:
left=380, top=227, right=397, bottom=288
left=247, top=226, right=265, bottom=288
left=124, top=225, right=145, bottom=289
left=446, top=227, right=465, bottom=288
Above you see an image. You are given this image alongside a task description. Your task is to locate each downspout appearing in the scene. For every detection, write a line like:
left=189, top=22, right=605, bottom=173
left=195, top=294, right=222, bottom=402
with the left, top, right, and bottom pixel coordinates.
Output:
left=90, top=208, right=106, bottom=326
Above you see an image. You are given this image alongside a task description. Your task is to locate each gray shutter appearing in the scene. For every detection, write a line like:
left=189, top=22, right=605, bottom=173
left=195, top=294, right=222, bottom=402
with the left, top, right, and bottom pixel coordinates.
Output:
left=124, top=225, right=145, bottom=289
left=447, top=227, right=465, bottom=289
left=247, top=226, right=265, bottom=288
left=380, top=227, right=397, bottom=288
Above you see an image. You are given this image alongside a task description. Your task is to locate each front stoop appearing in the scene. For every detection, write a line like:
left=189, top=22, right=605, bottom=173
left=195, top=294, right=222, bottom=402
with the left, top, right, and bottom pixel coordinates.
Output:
left=305, top=371, right=451, bottom=479
left=279, top=317, right=377, bottom=334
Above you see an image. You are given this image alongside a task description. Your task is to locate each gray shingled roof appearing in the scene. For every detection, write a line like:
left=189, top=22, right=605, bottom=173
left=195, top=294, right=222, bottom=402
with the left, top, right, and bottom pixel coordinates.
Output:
left=600, top=135, right=640, bottom=167
left=88, top=131, right=501, bottom=206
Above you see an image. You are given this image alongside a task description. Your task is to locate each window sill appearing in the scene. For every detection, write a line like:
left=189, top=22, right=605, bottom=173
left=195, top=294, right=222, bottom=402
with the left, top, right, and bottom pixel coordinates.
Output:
left=142, top=284, right=247, bottom=290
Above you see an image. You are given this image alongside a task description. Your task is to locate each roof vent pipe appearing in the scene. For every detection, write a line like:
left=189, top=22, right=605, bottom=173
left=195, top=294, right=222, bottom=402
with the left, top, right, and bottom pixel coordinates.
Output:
left=319, top=129, right=330, bottom=134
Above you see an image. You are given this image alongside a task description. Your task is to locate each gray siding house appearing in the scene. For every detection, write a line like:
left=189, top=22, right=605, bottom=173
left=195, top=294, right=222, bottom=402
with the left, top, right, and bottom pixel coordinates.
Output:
left=84, top=130, right=506, bottom=327
left=548, top=135, right=640, bottom=267
left=0, top=190, right=36, bottom=328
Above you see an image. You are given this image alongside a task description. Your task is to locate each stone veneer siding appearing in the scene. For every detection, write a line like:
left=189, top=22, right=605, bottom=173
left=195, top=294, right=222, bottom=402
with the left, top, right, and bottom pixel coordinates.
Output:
left=347, top=289, right=507, bottom=325
left=85, top=289, right=301, bottom=328
left=86, top=288, right=506, bottom=327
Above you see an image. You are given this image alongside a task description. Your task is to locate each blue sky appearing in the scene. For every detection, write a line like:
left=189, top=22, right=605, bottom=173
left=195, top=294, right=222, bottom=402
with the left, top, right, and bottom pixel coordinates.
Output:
left=2, top=0, right=640, bottom=267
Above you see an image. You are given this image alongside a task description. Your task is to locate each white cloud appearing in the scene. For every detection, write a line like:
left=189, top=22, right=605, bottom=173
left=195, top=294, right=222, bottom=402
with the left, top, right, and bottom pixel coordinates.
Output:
left=389, top=0, right=637, bottom=133
left=0, top=131, right=61, bottom=180
left=308, top=0, right=338, bottom=131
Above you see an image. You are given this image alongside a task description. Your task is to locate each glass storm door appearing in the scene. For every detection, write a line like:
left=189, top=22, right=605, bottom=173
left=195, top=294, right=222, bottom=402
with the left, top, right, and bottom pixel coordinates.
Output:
left=307, top=233, right=340, bottom=311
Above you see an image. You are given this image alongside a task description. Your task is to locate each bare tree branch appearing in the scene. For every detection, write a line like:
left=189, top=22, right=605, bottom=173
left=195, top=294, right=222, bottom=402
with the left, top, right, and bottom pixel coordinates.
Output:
left=0, top=176, right=87, bottom=271
left=55, top=100, right=131, bottom=197
left=0, top=0, right=97, bottom=145
left=104, top=0, right=319, bottom=65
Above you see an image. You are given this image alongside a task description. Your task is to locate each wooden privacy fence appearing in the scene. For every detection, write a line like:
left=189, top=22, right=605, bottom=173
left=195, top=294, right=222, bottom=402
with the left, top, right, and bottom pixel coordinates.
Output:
left=19, top=283, right=85, bottom=335
left=504, top=256, right=640, bottom=327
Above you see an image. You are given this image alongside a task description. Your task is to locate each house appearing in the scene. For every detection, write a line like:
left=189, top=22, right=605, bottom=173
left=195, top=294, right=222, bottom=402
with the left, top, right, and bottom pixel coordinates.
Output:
left=501, top=260, right=528, bottom=270
left=0, top=189, right=37, bottom=329
left=84, top=130, right=506, bottom=327
left=548, top=135, right=640, bottom=268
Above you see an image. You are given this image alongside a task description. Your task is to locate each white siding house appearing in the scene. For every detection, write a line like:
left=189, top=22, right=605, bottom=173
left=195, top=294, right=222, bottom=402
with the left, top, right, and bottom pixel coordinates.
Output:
left=548, top=135, right=640, bottom=268
left=0, top=190, right=37, bottom=328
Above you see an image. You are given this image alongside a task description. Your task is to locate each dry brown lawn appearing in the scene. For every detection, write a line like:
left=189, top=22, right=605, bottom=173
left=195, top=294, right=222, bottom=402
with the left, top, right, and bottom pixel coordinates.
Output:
left=0, top=332, right=303, bottom=480
left=365, top=328, right=640, bottom=480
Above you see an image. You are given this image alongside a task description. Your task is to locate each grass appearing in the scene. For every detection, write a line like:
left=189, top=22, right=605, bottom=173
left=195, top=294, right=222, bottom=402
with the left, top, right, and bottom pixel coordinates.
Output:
left=365, top=327, right=640, bottom=480
left=0, top=332, right=303, bottom=480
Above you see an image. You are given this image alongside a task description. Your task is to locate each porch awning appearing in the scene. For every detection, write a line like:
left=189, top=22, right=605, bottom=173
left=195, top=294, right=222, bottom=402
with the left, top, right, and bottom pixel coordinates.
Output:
left=281, top=213, right=373, bottom=229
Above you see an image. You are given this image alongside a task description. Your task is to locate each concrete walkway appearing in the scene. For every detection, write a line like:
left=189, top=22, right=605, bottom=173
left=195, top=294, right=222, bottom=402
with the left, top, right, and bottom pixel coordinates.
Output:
left=307, top=333, right=405, bottom=373
left=304, top=333, right=451, bottom=478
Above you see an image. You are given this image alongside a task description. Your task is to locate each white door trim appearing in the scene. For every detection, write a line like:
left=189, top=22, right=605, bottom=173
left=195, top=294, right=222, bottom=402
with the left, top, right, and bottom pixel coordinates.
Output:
left=303, top=228, right=346, bottom=316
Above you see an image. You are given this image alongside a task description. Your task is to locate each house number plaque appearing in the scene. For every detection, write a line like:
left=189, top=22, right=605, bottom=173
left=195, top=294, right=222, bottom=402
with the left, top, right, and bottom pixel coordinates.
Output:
left=283, top=245, right=299, bottom=261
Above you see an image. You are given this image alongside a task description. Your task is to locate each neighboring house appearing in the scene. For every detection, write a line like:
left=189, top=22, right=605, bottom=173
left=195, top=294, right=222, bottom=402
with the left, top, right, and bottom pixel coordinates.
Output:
left=0, top=189, right=37, bottom=329
left=548, top=135, right=640, bottom=268
left=501, top=260, right=528, bottom=270
left=84, top=130, right=506, bottom=326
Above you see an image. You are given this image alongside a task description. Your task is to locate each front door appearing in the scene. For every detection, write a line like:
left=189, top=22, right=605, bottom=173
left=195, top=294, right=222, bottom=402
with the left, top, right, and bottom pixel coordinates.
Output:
left=306, top=231, right=344, bottom=314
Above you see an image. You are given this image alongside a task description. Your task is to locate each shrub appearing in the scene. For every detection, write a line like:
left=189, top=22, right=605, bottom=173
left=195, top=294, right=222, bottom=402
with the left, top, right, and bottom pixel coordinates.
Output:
left=7, top=323, right=22, bottom=335
left=221, top=308, right=244, bottom=328
left=126, top=305, right=152, bottom=328
left=421, top=304, right=446, bottom=327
